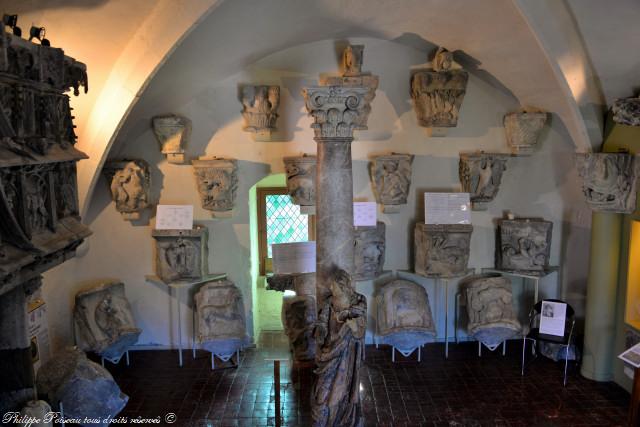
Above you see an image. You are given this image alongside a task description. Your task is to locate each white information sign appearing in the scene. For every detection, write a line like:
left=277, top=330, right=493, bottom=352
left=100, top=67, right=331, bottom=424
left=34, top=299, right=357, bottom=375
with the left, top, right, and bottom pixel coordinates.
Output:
left=272, top=241, right=316, bottom=274
left=155, top=205, right=194, bottom=230
left=424, top=193, right=471, bottom=224
left=28, top=299, right=50, bottom=374
left=620, top=343, right=640, bottom=368
left=353, top=202, right=377, bottom=226
left=539, top=301, right=567, bottom=337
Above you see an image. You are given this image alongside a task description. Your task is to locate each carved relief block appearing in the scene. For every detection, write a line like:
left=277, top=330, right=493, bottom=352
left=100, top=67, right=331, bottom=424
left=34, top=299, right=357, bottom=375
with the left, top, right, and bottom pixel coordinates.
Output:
left=504, top=111, right=547, bottom=155
left=612, top=97, right=640, bottom=126
left=151, top=114, right=190, bottom=164
left=103, top=159, right=151, bottom=221
left=195, top=279, right=249, bottom=356
left=459, top=152, right=508, bottom=210
left=151, top=226, right=209, bottom=282
left=371, top=153, right=413, bottom=212
left=73, top=280, right=141, bottom=362
left=192, top=157, right=238, bottom=216
left=497, top=218, right=552, bottom=272
left=240, top=85, right=279, bottom=138
left=282, top=294, right=316, bottom=362
left=414, top=223, right=473, bottom=277
left=283, top=154, right=316, bottom=214
left=354, top=221, right=385, bottom=281
left=464, top=274, right=521, bottom=348
left=576, top=153, right=640, bottom=213
left=411, top=48, right=468, bottom=128
left=376, top=278, right=435, bottom=352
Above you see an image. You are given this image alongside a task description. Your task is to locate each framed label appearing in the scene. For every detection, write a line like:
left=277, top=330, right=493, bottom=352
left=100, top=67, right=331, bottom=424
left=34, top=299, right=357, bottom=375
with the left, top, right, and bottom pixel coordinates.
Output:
left=353, top=202, right=377, bottom=226
left=156, top=205, right=194, bottom=230
left=424, top=192, right=470, bottom=224
left=272, top=241, right=316, bottom=274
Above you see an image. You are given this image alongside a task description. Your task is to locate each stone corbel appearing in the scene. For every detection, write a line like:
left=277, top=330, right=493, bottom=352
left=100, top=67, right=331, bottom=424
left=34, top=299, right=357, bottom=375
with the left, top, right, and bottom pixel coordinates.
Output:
left=354, top=221, right=386, bottom=281
left=459, top=152, right=508, bottom=210
left=192, top=157, right=238, bottom=217
left=370, top=153, right=413, bottom=213
left=496, top=218, right=552, bottom=273
left=152, top=114, right=191, bottom=164
left=240, top=85, right=280, bottom=141
left=503, top=109, right=547, bottom=155
left=283, top=154, right=316, bottom=215
left=414, top=223, right=473, bottom=277
left=103, top=159, right=151, bottom=221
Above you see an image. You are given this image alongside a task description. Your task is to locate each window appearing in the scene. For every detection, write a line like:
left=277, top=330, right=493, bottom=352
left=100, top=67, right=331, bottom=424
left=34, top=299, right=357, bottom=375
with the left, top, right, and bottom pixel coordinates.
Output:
left=257, top=187, right=315, bottom=275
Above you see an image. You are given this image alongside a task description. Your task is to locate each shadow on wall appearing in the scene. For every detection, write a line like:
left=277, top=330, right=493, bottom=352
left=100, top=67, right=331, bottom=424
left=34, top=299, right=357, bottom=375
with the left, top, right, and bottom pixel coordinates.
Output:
left=10, top=0, right=109, bottom=13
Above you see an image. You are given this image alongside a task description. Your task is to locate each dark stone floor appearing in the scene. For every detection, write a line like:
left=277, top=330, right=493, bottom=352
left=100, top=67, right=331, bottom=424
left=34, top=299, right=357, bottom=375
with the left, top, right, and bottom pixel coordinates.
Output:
left=105, top=337, right=629, bottom=427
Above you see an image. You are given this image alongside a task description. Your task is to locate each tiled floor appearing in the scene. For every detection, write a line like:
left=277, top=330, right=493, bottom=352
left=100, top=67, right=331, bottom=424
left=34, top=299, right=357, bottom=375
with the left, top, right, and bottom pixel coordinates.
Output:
left=105, top=335, right=629, bottom=426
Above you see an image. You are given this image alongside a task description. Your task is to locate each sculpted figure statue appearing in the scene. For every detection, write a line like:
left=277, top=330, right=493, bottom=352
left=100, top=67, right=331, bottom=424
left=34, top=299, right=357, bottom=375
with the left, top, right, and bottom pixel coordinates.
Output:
left=312, top=267, right=367, bottom=427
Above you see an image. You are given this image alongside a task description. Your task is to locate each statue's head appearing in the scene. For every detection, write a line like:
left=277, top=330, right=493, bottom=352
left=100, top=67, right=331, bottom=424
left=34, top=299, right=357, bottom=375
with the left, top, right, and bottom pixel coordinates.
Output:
left=328, top=265, right=354, bottom=312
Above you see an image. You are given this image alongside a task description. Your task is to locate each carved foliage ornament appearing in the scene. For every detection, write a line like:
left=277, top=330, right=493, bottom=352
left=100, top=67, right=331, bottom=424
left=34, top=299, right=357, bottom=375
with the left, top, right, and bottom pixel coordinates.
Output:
left=414, top=223, right=473, bottom=277
left=240, top=85, right=280, bottom=134
left=504, top=111, right=547, bottom=155
left=192, top=157, right=238, bottom=214
left=497, top=218, right=552, bottom=272
left=151, top=114, right=190, bottom=164
left=103, top=159, right=151, bottom=220
left=302, top=86, right=370, bottom=139
left=459, top=153, right=508, bottom=209
left=371, top=153, right=413, bottom=210
left=283, top=154, right=316, bottom=209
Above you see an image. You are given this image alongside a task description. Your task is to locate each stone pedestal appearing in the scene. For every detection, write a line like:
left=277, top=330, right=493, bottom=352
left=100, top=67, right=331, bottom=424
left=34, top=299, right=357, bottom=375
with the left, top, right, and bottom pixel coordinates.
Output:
left=414, top=223, right=473, bottom=277
left=151, top=226, right=209, bottom=282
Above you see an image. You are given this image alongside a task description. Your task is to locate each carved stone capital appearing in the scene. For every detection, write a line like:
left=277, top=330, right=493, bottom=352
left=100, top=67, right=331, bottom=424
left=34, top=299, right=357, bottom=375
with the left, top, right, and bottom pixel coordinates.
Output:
left=371, top=153, right=413, bottom=212
left=240, top=85, right=280, bottom=139
left=283, top=154, right=316, bottom=213
left=354, top=221, right=385, bottom=281
left=414, top=223, right=473, bottom=277
left=151, top=226, right=209, bottom=282
left=459, top=152, right=508, bottom=210
left=576, top=153, right=640, bottom=213
left=497, top=218, right=552, bottom=272
left=302, top=85, right=371, bottom=139
left=504, top=111, right=547, bottom=155
left=103, top=159, right=151, bottom=221
left=192, top=157, right=238, bottom=216
left=612, top=97, right=640, bottom=126
left=152, top=114, right=190, bottom=164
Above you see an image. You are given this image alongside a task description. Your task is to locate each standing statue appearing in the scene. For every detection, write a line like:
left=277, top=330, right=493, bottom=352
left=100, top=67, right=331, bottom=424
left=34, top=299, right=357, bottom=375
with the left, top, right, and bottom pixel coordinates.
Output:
left=312, top=267, right=367, bottom=427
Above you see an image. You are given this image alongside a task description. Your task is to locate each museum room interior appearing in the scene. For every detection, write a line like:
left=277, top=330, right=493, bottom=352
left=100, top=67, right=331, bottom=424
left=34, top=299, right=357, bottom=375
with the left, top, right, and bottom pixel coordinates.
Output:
left=1, top=0, right=640, bottom=425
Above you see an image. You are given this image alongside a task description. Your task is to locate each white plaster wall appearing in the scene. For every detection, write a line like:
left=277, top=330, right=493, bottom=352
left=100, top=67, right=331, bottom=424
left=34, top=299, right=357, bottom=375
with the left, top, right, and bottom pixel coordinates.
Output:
left=42, top=37, right=592, bottom=351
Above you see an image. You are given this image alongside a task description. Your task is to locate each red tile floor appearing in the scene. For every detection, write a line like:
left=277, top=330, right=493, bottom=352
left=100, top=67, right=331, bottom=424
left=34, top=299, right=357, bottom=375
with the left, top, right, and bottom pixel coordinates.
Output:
left=104, top=334, right=629, bottom=426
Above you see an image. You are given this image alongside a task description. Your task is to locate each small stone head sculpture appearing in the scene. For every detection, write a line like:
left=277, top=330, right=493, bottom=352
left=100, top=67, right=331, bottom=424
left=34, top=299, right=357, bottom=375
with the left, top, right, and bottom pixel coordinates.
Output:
left=433, top=47, right=453, bottom=72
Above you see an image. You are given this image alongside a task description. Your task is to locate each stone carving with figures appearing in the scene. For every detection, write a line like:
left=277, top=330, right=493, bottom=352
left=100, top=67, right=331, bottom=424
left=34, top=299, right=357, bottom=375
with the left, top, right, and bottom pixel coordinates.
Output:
left=459, top=152, right=508, bottom=210
left=240, top=85, right=280, bottom=138
left=464, top=274, right=521, bottom=348
left=354, top=221, right=385, bottom=281
left=192, top=157, right=238, bottom=216
left=376, top=278, right=435, bottom=354
left=284, top=155, right=316, bottom=214
left=103, top=159, right=151, bottom=221
left=371, top=153, right=413, bottom=212
left=611, top=97, right=640, bottom=126
left=151, top=226, right=209, bottom=282
left=195, top=279, right=249, bottom=359
left=411, top=47, right=468, bottom=128
left=504, top=111, right=547, bottom=155
left=73, top=280, right=141, bottom=362
left=36, top=348, right=127, bottom=427
left=497, top=218, right=552, bottom=272
left=576, top=153, right=639, bottom=213
left=414, top=223, right=473, bottom=277
left=152, top=114, right=190, bottom=164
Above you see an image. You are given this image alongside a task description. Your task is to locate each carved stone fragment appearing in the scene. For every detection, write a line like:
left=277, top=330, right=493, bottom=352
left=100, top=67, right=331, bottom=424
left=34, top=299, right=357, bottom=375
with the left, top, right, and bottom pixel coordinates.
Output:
left=151, top=226, right=209, bottom=282
left=576, top=153, right=640, bottom=213
left=612, top=97, right=640, bottom=126
left=282, top=294, right=317, bottom=362
left=375, top=278, right=435, bottom=353
left=371, top=153, right=413, bottom=212
left=504, top=111, right=547, bottom=155
left=411, top=47, right=468, bottom=128
left=73, top=280, right=141, bottom=362
left=354, top=221, right=385, bottom=281
left=195, top=279, right=249, bottom=357
left=19, top=400, right=53, bottom=427
left=151, top=114, right=190, bottom=164
left=192, top=157, right=238, bottom=216
left=497, top=218, right=552, bottom=272
left=103, top=159, right=151, bottom=221
left=459, top=152, right=508, bottom=210
left=464, top=274, right=521, bottom=348
left=240, top=85, right=280, bottom=138
left=414, top=223, right=473, bottom=277
left=283, top=154, right=316, bottom=214
left=36, top=348, right=127, bottom=427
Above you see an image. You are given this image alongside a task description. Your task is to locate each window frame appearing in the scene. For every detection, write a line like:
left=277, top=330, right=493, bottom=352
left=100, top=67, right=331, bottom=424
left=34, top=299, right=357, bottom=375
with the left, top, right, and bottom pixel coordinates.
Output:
left=257, top=187, right=316, bottom=276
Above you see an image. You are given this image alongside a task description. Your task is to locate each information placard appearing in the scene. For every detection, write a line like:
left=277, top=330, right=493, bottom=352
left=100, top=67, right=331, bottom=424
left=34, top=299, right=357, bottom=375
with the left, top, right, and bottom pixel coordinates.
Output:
left=156, top=205, right=194, bottom=230
left=272, top=241, right=316, bottom=274
left=424, top=192, right=470, bottom=224
left=539, top=301, right=567, bottom=337
left=28, top=299, right=50, bottom=374
left=353, top=202, right=377, bottom=226
left=619, top=342, right=640, bottom=368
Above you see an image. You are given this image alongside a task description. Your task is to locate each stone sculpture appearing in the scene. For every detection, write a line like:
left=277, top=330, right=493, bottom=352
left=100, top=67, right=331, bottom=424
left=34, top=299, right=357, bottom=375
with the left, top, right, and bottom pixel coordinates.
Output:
left=151, top=114, right=190, bottom=164
left=195, top=279, right=249, bottom=358
left=73, top=281, right=141, bottom=362
left=354, top=222, right=385, bottom=281
left=497, top=218, right=552, bottom=272
left=284, top=154, right=316, bottom=214
left=459, top=152, right=508, bottom=210
left=414, top=223, right=473, bottom=277
left=371, top=153, right=413, bottom=212
left=36, top=348, right=127, bottom=427
left=464, top=274, right=521, bottom=348
left=576, top=153, right=640, bottom=213
left=612, top=97, right=640, bottom=126
left=192, top=157, right=238, bottom=216
left=19, top=400, right=53, bottom=427
left=151, top=226, right=208, bottom=282
left=240, top=85, right=280, bottom=138
left=375, top=278, right=435, bottom=354
left=312, top=267, right=366, bottom=427
left=103, top=159, right=151, bottom=220
left=411, top=47, right=469, bottom=128
left=0, top=24, right=90, bottom=412
left=504, top=111, right=547, bottom=155
left=282, top=294, right=317, bottom=362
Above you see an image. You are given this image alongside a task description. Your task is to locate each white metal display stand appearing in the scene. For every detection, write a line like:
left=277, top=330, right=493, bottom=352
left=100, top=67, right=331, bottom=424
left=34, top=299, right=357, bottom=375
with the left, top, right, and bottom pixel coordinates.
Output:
left=480, top=267, right=559, bottom=308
